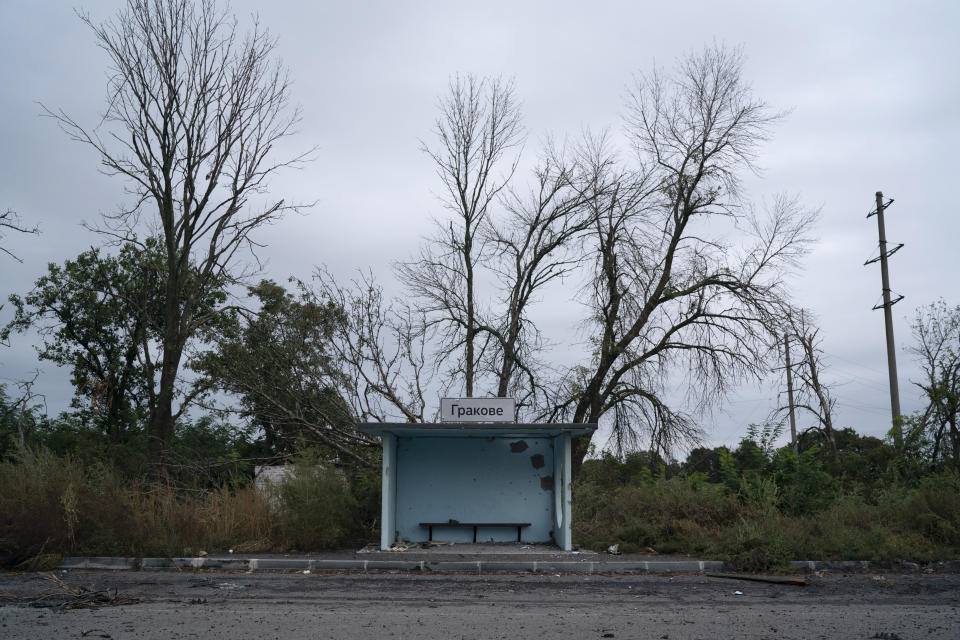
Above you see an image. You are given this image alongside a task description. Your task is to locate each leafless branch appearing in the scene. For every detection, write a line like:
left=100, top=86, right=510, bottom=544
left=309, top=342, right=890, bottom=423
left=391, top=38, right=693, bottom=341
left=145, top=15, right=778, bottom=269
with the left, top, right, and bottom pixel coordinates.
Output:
left=559, top=45, right=815, bottom=467
left=0, top=209, right=40, bottom=262
left=772, top=309, right=837, bottom=456
left=399, top=73, right=523, bottom=398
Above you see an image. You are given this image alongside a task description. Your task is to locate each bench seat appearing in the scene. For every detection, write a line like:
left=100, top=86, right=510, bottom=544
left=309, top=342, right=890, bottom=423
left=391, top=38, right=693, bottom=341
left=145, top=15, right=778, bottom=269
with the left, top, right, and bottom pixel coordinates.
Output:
left=418, top=521, right=532, bottom=543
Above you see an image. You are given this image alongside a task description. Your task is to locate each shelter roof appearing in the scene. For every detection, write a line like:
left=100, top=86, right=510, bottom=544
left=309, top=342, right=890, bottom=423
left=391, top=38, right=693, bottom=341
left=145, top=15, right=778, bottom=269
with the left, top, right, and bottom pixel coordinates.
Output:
left=357, top=422, right=597, bottom=438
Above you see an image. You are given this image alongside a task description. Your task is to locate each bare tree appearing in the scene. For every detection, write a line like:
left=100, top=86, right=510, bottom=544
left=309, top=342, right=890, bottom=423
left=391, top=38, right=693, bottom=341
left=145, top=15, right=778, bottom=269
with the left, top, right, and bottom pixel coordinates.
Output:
left=45, top=0, right=310, bottom=468
left=398, top=77, right=601, bottom=416
left=398, top=74, right=523, bottom=398
left=551, top=46, right=816, bottom=468
left=9, top=372, right=47, bottom=455
left=313, top=268, right=432, bottom=424
left=330, top=49, right=813, bottom=469
left=479, top=143, right=600, bottom=410
left=318, top=144, right=598, bottom=423
left=0, top=209, right=39, bottom=263
left=775, top=311, right=837, bottom=457
left=909, top=299, right=960, bottom=469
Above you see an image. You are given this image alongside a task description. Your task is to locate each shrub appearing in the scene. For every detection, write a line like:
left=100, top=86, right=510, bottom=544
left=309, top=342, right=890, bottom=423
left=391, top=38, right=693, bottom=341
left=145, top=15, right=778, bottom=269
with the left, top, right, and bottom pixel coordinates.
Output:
left=572, top=451, right=960, bottom=571
left=573, top=476, right=743, bottom=555
left=271, top=459, right=360, bottom=550
left=769, top=448, right=837, bottom=515
left=0, top=446, right=381, bottom=565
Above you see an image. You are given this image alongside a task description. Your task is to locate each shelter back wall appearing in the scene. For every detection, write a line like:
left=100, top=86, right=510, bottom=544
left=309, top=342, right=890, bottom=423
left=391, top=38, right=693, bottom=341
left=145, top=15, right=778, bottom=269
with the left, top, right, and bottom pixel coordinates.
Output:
left=395, top=436, right=555, bottom=543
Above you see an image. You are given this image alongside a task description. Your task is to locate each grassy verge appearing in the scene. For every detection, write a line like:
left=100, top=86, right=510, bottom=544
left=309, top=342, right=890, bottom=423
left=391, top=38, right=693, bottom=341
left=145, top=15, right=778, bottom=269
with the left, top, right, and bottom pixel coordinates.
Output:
left=3, top=447, right=958, bottom=572
left=0, top=449, right=378, bottom=568
left=573, top=473, right=960, bottom=570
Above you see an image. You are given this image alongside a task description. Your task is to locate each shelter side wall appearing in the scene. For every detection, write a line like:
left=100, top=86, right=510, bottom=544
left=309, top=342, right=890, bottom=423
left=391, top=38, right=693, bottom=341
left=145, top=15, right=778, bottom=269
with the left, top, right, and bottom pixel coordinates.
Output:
left=395, top=436, right=555, bottom=543
left=380, top=434, right=398, bottom=549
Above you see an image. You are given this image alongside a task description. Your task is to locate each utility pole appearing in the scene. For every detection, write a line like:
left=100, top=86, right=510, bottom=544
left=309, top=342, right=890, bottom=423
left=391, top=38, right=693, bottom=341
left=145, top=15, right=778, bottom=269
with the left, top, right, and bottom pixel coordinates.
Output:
left=783, top=333, right=798, bottom=454
left=865, top=191, right=904, bottom=447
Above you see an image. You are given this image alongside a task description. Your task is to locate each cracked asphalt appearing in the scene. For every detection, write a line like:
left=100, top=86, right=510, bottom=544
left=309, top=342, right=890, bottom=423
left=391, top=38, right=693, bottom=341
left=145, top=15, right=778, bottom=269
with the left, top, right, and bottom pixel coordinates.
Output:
left=1, top=569, right=958, bottom=639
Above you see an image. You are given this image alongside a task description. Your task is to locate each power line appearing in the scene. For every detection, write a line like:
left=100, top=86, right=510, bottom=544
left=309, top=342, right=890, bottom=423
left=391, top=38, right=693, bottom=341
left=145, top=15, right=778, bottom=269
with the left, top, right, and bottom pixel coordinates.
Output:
left=835, top=400, right=893, bottom=416
left=829, top=373, right=892, bottom=394
left=829, top=351, right=892, bottom=374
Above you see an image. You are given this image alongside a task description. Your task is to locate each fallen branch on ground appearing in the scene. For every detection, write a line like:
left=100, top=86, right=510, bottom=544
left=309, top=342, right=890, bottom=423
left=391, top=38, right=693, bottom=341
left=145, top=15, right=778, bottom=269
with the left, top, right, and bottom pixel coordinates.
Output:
left=29, top=573, right=142, bottom=610
left=706, top=572, right=807, bottom=586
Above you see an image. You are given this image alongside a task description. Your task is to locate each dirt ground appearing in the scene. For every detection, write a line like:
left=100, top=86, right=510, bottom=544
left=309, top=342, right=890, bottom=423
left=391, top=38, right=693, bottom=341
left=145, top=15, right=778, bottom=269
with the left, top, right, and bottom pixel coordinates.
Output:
left=1, top=569, right=958, bottom=639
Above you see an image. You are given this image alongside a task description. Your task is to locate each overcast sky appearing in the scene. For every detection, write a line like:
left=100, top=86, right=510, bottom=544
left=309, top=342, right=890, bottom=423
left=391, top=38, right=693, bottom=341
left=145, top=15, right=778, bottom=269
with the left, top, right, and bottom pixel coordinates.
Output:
left=1, top=0, right=958, bottom=451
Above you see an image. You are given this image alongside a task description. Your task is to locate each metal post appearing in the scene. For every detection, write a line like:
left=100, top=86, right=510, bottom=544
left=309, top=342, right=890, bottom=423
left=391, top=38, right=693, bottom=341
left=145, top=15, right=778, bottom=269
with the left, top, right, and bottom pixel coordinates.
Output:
left=561, top=432, right=573, bottom=551
left=872, top=191, right=903, bottom=446
left=784, top=334, right=798, bottom=454
left=380, top=433, right=397, bottom=550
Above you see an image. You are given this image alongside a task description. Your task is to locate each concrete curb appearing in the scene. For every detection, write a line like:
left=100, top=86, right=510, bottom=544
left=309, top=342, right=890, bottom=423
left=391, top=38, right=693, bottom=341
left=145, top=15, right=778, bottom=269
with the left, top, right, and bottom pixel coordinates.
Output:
left=57, top=557, right=141, bottom=570
left=57, top=556, right=960, bottom=574
left=57, top=556, right=726, bottom=574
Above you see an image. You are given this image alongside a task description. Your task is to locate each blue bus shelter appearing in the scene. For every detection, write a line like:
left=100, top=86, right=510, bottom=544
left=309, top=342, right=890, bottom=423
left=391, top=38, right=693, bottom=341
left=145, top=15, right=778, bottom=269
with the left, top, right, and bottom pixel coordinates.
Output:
left=358, top=422, right=597, bottom=551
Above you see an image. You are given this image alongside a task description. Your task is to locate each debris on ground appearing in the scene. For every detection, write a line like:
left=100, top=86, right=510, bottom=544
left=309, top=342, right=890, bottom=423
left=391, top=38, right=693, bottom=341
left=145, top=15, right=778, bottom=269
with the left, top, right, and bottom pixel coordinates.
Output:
left=29, top=573, right=141, bottom=610
left=706, top=572, right=807, bottom=587
left=214, top=582, right=245, bottom=590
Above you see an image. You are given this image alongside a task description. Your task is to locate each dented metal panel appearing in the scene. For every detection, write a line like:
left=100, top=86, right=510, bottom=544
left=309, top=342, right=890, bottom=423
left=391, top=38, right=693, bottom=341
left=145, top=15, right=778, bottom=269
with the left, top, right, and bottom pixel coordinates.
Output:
left=365, top=421, right=596, bottom=550
left=394, top=436, right=555, bottom=543
left=560, top=432, right=573, bottom=551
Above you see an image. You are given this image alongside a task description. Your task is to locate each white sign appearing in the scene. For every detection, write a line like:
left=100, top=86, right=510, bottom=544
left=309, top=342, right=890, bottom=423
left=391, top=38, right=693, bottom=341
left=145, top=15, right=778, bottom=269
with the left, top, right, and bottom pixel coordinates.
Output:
left=440, top=397, right=515, bottom=423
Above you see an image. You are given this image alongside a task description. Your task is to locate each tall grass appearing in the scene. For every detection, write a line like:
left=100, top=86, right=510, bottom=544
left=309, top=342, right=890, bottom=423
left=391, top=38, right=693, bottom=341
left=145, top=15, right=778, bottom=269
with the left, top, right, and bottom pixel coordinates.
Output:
left=572, top=472, right=960, bottom=570
left=0, top=449, right=376, bottom=567
left=3, top=447, right=958, bottom=571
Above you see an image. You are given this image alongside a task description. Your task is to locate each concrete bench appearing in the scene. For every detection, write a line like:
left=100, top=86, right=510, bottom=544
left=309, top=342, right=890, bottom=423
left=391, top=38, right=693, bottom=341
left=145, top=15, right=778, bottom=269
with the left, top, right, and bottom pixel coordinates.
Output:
left=419, top=521, right=532, bottom=543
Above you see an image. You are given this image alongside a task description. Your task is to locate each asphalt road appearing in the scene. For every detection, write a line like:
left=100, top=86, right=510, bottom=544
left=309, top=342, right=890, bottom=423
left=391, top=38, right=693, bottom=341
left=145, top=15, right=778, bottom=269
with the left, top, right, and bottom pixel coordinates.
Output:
left=1, top=570, right=958, bottom=639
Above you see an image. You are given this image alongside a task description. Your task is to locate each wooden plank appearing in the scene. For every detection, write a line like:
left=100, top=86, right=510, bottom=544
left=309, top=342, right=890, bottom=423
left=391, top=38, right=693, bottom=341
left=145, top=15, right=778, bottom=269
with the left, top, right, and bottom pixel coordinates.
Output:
left=706, top=572, right=807, bottom=586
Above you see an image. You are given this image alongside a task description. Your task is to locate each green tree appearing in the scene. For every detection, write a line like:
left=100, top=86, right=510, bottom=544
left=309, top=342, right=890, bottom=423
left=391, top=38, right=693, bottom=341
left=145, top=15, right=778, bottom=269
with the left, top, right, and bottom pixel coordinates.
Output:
left=5, top=244, right=156, bottom=445
left=46, top=0, right=310, bottom=468
left=197, top=280, right=377, bottom=467
left=909, top=299, right=960, bottom=469
left=4, top=239, right=225, bottom=451
left=683, top=446, right=729, bottom=483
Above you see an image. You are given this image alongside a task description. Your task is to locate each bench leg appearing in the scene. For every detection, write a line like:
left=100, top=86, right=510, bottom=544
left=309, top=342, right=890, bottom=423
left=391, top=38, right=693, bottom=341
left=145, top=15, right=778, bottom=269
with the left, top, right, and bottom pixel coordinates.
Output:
left=517, top=526, right=522, bottom=542
left=473, top=526, right=478, bottom=543
left=428, top=525, right=433, bottom=542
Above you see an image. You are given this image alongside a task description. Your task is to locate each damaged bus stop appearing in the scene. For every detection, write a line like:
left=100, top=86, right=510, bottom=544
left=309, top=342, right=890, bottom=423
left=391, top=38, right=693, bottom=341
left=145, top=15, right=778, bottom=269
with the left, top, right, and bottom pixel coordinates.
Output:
left=359, top=401, right=596, bottom=551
